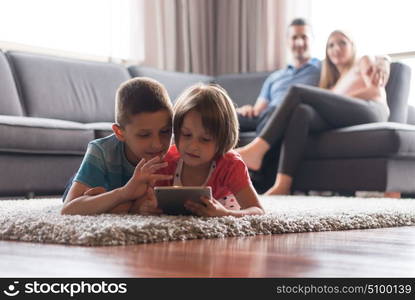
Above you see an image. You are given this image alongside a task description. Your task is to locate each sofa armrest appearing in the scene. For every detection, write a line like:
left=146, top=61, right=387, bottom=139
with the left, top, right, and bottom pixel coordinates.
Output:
left=407, top=105, right=415, bottom=125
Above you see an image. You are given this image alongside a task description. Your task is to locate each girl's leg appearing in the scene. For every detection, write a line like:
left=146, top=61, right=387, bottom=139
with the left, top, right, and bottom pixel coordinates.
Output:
left=238, top=84, right=388, bottom=171
left=238, top=85, right=338, bottom=170
left=265, top=104, right=329, bottom=195
left=261, top=84, right=389, bottom=146
left=237, top=86, right=308, bottom=170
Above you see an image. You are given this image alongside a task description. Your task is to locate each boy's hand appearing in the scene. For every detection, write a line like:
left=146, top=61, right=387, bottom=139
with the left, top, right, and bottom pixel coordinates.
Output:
left=184, top=196, right=228, bottom=217
left=120, top=156, right=172, bottom=201
left=83, top=186, right=133, bottom=213
left=129, top=187, right=162, bottom=215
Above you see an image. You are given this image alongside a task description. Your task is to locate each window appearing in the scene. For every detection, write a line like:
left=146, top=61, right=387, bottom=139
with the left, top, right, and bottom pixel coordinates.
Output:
left=310, top=0, right=415, bottom=105
left=0, top=0, right=144, bottom=62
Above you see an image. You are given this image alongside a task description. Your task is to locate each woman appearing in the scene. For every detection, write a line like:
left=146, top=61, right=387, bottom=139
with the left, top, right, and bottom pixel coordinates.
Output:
left=237, top=30, right=391, bottom=195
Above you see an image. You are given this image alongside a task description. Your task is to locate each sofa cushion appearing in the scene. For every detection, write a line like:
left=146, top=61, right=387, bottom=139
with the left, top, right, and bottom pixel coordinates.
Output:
left=0, top=115, right=94, bottom=155
left=0, top=51, right=23, bottom=116
left=305, top=122, right=415, bottom=159
left=238, top=131, right=257, bottom=147
left=214, top=71, right=271, bottom=107
left=0, top=154, right=83, bottom=196
left=84, top=122, right=113, bottom=139
left=7, top=51, right=131, bottom=123
left=128, top=66, right=214, bottom=102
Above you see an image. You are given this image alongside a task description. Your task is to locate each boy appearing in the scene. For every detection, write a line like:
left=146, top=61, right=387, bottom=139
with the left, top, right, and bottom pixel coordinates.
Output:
left=61, top=78, right=173, bottom=215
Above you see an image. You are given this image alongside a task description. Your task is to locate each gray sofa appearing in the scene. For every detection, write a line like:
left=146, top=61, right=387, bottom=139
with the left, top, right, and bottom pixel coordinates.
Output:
left=0, top=49, right=414, bottom=197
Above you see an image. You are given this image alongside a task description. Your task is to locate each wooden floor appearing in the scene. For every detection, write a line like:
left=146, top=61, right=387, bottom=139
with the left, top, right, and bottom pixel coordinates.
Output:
left=1, top=226, right=415, bottom=277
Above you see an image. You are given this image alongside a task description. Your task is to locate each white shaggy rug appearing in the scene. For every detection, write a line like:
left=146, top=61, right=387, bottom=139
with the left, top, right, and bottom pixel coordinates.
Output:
left=0, top=196, right=415, bottom=246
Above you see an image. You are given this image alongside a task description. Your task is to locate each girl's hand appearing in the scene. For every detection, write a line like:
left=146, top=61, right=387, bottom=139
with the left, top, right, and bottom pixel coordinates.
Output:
left=184, top=196, right=228, bottom=217
left=372, top=56, right=390, bottom=87
left=120, top=156, right=172, bottom=201
left=360, top=55, right=390, bottom=88
left=129, top=187, right=162, bottom=215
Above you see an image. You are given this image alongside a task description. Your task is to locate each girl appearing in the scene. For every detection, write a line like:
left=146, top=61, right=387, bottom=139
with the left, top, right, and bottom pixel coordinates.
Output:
left=161, top=84, right=264, bottom=217
left=237, top=30, right=391, bottom=195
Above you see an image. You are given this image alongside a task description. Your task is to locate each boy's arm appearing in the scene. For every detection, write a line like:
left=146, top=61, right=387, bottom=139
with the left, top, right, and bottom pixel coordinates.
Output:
left=61, top=157, right=172, bottom=215
left=61, top=181, right=133, bottom=215
left=83, top=186, right=134, bottom=213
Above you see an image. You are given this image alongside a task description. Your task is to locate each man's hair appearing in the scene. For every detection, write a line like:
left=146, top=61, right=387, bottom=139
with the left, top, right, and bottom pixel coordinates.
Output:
left=115, top=77, right=172, bottom=128
left=289, top=18, right=309, bottom=27
left=173, top=84, right=239, bottom=157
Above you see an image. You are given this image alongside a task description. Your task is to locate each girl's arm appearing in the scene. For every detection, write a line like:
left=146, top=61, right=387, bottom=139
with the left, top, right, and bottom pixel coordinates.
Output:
left=229, top=185, right=265, bottom=217
left=128, top=187, right=162, bottom=215
left=184, top=185, right=265, bottom=217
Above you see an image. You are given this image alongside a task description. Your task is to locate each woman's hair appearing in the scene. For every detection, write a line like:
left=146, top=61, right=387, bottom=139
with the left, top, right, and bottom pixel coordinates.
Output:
left=115, top=77, right=173, bottom=128
left=173, top=84, right=239, bottom=157
left=319, top=30, right=357, bottom=89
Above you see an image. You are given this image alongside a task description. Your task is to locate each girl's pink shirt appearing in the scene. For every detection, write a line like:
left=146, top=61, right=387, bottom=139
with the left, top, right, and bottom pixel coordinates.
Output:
left=158, top=145, right=251, bottom=200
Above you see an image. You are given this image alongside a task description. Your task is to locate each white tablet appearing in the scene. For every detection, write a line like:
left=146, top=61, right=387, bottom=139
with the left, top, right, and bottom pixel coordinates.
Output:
left=154, top=186, right=212, bottom=215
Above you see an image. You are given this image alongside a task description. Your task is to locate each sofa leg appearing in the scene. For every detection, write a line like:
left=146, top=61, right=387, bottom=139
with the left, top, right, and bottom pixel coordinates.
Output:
left=25, top=192, right=35, bottom=199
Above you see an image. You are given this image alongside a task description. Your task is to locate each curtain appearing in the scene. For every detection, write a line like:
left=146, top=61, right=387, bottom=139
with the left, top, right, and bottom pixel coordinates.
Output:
left=144, top=0, right=215, bottom=74
left=143, top=0, right=292, bottom=75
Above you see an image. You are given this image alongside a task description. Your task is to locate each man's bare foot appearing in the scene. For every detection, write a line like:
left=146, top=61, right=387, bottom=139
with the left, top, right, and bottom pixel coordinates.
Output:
left=236, top=146, right=263, bottom=171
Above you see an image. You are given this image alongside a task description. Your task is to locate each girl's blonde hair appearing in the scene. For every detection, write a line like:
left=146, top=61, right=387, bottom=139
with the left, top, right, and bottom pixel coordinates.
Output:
left=319, top=30, right=357, bottom=89
left=173, top=84, right=239, bottom=157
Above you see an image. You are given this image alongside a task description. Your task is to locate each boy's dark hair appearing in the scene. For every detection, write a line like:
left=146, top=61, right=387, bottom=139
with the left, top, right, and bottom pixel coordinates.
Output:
left=289, top=18, right=308, bottom=27
left=173, top=84, right=239, bottom=157
left=115, top=77, right=172, bottom=128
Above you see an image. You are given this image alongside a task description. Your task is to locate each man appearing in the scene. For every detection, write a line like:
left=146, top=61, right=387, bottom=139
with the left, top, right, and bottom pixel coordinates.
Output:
left=237, top=18, right=321, bottom=134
